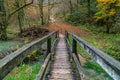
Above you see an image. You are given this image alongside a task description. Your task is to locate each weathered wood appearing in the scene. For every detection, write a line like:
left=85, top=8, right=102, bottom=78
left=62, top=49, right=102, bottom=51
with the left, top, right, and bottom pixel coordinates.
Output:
left=36, top=54, right=51, bottom=80
left=0, top=30, right=58, bottom=79
left=66, top=31, right=120, bottom=80
left=65, top=37, right=85, bottom=80
left=47, top=38, right=51, bottom=55
left=73, top=53, right=85, bottom=80
left=48, top=34, right=74, bottom=80
left=72, top=38, right=77, bottom=56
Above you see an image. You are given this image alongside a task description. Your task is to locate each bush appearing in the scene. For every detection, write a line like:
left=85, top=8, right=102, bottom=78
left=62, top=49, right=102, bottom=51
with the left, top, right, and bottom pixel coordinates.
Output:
left=64, top=8, right=88, bottom=25
left=64, top=11, right=81, bottom=25
left=106, top=44, right=120, bottom=61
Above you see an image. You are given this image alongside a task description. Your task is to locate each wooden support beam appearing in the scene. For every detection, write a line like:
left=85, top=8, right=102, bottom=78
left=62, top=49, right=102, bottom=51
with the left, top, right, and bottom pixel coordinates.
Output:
left=36, top=54, right=51, bottom=80
left=72, top=38, right=77, bottom=54
left=47, top=38, right=51, bottom=54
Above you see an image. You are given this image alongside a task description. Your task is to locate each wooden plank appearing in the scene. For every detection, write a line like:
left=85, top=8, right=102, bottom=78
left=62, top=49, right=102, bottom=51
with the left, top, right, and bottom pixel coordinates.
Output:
left=0, top=30, right=58, bottom=79
left=48, top=35, right=74, bottom=80
left=36, top=54, right=51, bottom=80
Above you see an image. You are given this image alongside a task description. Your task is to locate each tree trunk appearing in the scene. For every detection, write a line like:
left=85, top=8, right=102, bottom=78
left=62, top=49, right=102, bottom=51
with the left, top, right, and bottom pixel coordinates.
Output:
left=47, top=0, right=51, bottom=24
left=77, top=0, right=83, bottom=5
left=106, top=18, right=110, bottom=33
left=38, top=0, right=44, bottom=25
left=1, top=27, right=7, bottom=40
left=15, top=0, right=24, bottom=33
left=106, top=24, right=110, bottom=33
left=0, top=0, right=8, bottom=40
left=87, top=0, right=90, bottom=16
left=69, top=0, right=73, bottom=14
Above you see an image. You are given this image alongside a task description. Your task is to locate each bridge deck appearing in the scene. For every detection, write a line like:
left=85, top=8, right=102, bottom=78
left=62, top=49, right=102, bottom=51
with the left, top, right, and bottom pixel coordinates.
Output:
left=49, top=34, right=73, bottom=80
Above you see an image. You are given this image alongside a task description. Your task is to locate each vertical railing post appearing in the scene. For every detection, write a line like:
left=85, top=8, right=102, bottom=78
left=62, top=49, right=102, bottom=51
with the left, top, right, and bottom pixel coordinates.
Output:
left=55, top=31, right=58, bottom=38
left=72, top=38, right=77, bottom=54
left=65, top=30, right=68, bottom=39
left=72, top=38, right=80, bottom=61
left=47, top=38, right=51, bottom=56
left=72, top=38, right=82, bottom=66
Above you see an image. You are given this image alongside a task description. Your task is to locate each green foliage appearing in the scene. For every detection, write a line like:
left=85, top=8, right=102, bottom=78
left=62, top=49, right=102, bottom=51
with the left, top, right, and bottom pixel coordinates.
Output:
left=25, top=49, right=45, bottom=62
left=106, top=45, right=120, bottom=61
left=68, top=36, right=92, bottom=59
left=81, top=24, right=120, bottom=61
left=84, top=61, right=105, bottom=74
left=27, top=50, right=38, bottom=59
left=77, top=45, right=92, bottom=60
left=4, top=63, right=41, bottom=80
left=105, top=35, right=120, bottom=61
left=64, top=10, right=81, bottom=25
left=83, top=61, right=113, bottom=80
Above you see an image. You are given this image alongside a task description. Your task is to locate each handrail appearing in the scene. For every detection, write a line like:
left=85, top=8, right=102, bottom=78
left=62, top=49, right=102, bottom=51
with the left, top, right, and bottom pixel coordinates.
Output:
left=0, top=30, right=59, bottom=79
left=65, top=31, right=85, bottom=80
left=65, top=30, right=120, bottom=80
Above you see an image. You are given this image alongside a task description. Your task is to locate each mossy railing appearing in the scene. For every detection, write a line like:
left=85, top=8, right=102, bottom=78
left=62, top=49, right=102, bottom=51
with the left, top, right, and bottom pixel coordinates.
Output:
left=0, top=30, right=59, bottom=79
left=65, top=30, right=120, bottom=80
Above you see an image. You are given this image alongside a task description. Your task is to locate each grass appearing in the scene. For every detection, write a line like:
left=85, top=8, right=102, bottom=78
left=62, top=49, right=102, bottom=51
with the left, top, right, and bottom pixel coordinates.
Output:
left=82, top=61, right=113, bottom=80
left=68, top=35, right=92, bottom=59
left=4, top=63, right=41, bottom=80
left=63, top=0, right=120, bottom=61
left=67, top=35, right=113, bottom=79
left=83, top=61, right=105, bottom=74
left=80, top=24, right=120, bottom=61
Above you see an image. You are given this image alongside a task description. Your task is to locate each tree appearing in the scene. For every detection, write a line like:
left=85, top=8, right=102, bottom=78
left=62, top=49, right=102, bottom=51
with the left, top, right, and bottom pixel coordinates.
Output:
left=0, top=0, right=34, bottom=40
left=0, top=0, right=8, bottom=40
left=69, top=0, right=73, bottom=13
left=46, top=0, right=51, bottom=24
left=38, top=0, right=44, bottom=25
left=95, top=0, right=120, bottom=33
left=15, top=0, right=25, bottom=33
left=87, top=0, right=90, bottom=16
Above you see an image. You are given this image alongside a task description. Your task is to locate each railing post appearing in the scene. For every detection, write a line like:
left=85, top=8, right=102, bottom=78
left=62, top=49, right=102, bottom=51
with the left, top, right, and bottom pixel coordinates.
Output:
left=72, top=38, right=79, bottom=60
left=47, top=38, right=51, bottom=55
left=72, top=38, right=77, bottom=54
left=65, top=30, right=68, bottom=39
left=55, top=31, right=59, bottom=38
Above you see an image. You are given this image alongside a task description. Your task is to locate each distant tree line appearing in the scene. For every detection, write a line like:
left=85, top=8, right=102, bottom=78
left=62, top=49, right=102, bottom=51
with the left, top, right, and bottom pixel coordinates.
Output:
left=0, top=0, right=52, bottom=40
left=66, top=0, right=120, bottom=33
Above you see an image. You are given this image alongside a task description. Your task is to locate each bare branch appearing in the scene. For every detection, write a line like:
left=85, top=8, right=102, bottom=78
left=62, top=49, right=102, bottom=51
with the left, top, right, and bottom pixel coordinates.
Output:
left=8, top=0, right=34, bottom=19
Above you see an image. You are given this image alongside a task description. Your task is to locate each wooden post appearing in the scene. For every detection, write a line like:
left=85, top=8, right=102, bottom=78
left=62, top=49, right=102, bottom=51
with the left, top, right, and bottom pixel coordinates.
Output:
left=72, top=39, right=77, bottom=54
left=47, top=38, right=51, bottom=55
left=55, top=31, right=58, bottom=38
left=65, top=31, right=68, bottom=39
left=72, top=38, right=81, bottom=67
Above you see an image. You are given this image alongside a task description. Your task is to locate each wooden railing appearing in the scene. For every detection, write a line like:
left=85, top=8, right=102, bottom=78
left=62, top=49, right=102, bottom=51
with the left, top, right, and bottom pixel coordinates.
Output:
left=65, top=30, right=120, bottom=80
left=0, top=30, right=59, bottom=79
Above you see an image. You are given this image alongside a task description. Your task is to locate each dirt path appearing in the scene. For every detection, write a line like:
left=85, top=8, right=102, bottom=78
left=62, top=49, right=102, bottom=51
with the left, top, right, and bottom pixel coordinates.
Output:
left=48, top=22, right=92, bottom=36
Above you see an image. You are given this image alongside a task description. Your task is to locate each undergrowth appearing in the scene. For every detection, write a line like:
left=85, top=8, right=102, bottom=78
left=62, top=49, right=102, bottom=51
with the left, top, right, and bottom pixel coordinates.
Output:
left=4, top=63, right=41, bottom=80
left=65, top=16, right=120, bottom=61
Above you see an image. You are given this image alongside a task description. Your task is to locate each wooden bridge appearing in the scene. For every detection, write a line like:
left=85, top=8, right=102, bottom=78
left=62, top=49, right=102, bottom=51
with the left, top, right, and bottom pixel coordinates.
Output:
left=0, top=30, right=120, bottom=80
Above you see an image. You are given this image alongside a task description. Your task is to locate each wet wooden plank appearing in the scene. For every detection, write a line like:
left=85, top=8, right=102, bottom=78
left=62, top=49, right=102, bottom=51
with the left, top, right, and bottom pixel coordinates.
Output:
left=48, top=35, right=74, bottom=80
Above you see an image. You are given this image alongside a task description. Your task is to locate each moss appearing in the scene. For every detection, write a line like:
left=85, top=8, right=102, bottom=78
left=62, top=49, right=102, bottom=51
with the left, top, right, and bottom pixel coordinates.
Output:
left=4, top=63, right=41, bottom=80
left=83, top=61, right=105, bottom=74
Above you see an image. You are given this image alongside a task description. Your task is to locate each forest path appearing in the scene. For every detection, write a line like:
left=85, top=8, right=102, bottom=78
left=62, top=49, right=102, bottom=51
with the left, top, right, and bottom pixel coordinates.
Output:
left=48, top=34, right=74, bottom=80
left=48, top=22, right=92, bottom=36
